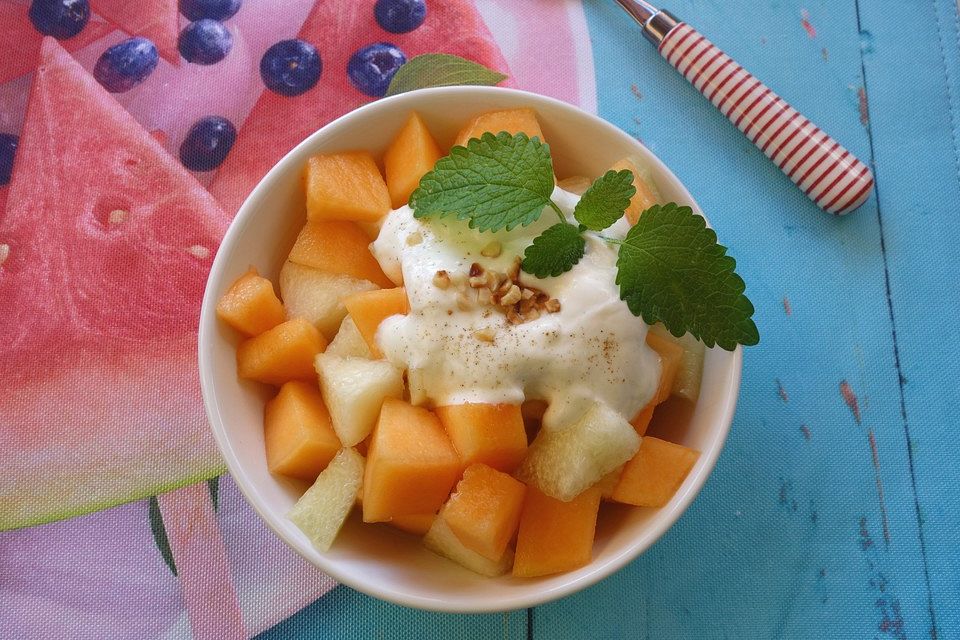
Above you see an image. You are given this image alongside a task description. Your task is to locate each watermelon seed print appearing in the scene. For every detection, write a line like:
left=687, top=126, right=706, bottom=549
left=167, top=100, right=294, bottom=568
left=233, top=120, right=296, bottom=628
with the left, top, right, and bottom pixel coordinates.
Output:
left=374, top=0, right=426, bottom=34
left=178, top=19, right=234, bottom=65
left=148, top=495, right=178, bottom=576
left=180, top=115, right=237, bottom=171
left=0, top=133, right=17, bottom=185
left=260, top=39, right=322, bottom=97
left=348, top=42, right=406, bottom=97
left=180, top=0, right=243, bottom=22
left=28, top=0, right=90, bottom=40
left=93, top=37, right=159, bottom=93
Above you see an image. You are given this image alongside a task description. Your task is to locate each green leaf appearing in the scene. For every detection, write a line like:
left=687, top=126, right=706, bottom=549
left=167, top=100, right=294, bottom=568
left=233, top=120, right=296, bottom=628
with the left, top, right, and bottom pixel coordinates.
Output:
left=411, top=132, right=555, bottom=232
left=148, top=496, right=177, bottom=576
left=522, top=223, right=586, bottom=278
left=574, top=170, right=636, bottom=231
left=385, top=54, right=507, bottom=97
left=615, top=203, right=759, bottom=350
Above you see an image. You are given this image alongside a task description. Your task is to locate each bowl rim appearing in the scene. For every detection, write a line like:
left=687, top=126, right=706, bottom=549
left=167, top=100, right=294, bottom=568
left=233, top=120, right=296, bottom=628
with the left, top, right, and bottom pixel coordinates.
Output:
left=199, top=85, right=742, bottom=613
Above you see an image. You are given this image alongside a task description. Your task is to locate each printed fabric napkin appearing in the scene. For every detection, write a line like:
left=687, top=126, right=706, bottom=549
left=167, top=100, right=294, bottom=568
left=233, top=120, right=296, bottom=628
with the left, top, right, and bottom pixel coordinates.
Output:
left=0, top=1, right=596, bottom=637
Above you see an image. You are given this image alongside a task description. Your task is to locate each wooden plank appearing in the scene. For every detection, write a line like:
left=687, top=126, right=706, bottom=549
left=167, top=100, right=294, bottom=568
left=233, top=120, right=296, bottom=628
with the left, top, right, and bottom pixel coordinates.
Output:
left=529, top=1, right=936, bottom=637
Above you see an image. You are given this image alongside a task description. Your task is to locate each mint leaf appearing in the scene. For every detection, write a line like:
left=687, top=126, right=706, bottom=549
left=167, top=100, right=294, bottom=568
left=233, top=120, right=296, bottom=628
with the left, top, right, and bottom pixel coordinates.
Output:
left=616, top=203, right=759, bottom=350
left=522, top=223, right=586, bottom=278
left=411, top=132, right=555, bottom=232
left=574, top=170, right=636, bottom=231
left=385, top=54, right=507, bottom=97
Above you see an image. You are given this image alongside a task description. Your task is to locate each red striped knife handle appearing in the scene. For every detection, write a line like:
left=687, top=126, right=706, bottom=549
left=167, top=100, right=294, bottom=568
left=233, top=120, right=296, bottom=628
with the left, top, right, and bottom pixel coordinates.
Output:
left=659, top=23, right=874, bottom=215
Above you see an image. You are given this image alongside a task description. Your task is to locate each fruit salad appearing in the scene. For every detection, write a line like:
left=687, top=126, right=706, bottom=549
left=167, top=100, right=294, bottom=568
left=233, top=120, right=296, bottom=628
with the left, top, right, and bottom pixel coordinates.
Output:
left=216, top=107, right=757, bottom=578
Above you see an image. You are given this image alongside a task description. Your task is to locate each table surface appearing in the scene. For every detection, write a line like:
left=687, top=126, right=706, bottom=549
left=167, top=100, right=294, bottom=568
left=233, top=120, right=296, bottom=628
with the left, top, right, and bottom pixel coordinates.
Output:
left=259, top=1, right=960, bottom=638
left=2, top=1, right=957, bottom=638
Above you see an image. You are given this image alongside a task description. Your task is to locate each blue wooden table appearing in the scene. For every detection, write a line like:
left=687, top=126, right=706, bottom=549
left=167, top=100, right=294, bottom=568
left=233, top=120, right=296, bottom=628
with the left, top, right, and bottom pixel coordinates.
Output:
left=260, top=1, right=960, bottom=637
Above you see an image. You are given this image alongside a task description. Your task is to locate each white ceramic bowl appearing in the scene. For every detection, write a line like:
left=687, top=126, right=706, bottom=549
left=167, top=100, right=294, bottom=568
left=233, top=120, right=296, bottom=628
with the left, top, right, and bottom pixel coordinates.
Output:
left=199, top=86, right=741, bottom=613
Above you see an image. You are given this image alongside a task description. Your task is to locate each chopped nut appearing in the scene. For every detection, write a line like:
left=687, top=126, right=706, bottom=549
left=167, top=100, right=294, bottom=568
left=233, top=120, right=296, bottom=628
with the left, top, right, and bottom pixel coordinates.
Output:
left=525, top=308, right=541, bottom=322
left=521, top=288, right=535, bottom=300
left=496, top=278, right=513, bottom=295
left=469, top=262, right=484, bottom=278
left=456, top=292, right=473, bottom=311
left=545, top=299, right=561, bottom=313
left=534, top=292, right=550, bottom=304
left=477, top=288, right=493, bottom=306
left=500, top=284, right=522, bottom=306
left=473, top=328, right=496, bottom=343
left=480, top=240, right=502, bottom=258
left=506, top=308, right=522, bottom=324
left=468, top=275, right=487, bottom=289
left=406, top=232, right=423, bottom=246
left=433, top=270, right=451, bottom=289
left=507, top=257, right=521, bottom=280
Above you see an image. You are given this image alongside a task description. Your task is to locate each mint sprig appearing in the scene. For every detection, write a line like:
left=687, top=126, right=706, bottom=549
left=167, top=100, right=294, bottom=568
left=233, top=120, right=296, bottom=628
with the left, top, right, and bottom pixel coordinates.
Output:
left=522, top=223, right=585, bottom=278
left=410, top=132, right=555, bottom=232
left=411, top=133, right=758, bottom=349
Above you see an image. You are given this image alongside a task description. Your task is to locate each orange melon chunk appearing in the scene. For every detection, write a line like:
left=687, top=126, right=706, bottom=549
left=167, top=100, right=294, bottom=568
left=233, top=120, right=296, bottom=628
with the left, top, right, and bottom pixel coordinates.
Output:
left=343, top=287, right=409, bottom=358
left=237, top=318, right=327, bottom=385
left=435, top=403, right=527, bottom=472
left=362, top=399, right=461, bottom=523
left=441, top=464, right=526, bottom=561
left=303, top=151, right=391, bottom=223
left=389, top=513, right=436, bottom=536
left=216, top=267, right=285, bottom=337
left=610, top=158, right=661, bottom=225
left=454, top=107, right=545, bottom=147
left=611, top=437, right=700, bottom=507
left=264, top=381, right=341, bottom=481
left=513, top=486, right=601, bottom=578
left=629, top=401, right=656, bottom=437
left=287, top=220, right=393, bottom=288
left=384, top=112, right=442, bottom=208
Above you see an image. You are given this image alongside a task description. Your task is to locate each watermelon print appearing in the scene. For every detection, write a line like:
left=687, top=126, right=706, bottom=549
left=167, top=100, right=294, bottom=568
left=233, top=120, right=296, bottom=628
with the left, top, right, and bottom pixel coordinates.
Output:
left=209, top=0, right=512, bottom=215
left=0, top=2, right=113, bottom=84
left=0, top=38, right=229, bottom=530
left=0, top=1, right=596, bottom=636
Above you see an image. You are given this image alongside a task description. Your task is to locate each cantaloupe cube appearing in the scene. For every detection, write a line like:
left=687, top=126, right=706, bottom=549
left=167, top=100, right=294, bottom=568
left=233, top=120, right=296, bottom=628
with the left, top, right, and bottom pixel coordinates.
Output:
left=288, top=447, right=364, bottom=551
left=435, top=403, right=527, bottom=472
left=454, top=107, right=545, bottom=147
left=595, top=466, right=624, bottom=500
left=279, top=261, right=377, bottom=339
left=326, top=315, right=372, bottom=359
left=611, top=437, right=700, bottom=507
left=264, top=381, right=341, bottom=481
left=648, top=324, right=705, bottom=402
left=556, top=175, right=592, bottom=195
left=343, top=287, right=408, bottom=358
left=629, top=400, right=656, bottom=437
left=216, top=267, right=286, bottom=337
left=287, top=220, right=393, bottom=288
left=362, top=399, right=461, bottom=522
left=384, top=112, right=442, bottom=208
left=389, top=512, right=435, bottom=536
left=609, top=158, right=662, bottom=225
left=423, top=516, right=513, bottom=577
left=314, top=353, right=404, bottom=446
left=237, top=318, right=327, bottom=385
left=303, top=151, right=391, bottom=223
left=513, top=486, right=601, bottom=578
left=516, top=402, right=639, bottom=501
left=646, top=330, right=685, bottom=404
left=441, top=464, right=526, bottom=561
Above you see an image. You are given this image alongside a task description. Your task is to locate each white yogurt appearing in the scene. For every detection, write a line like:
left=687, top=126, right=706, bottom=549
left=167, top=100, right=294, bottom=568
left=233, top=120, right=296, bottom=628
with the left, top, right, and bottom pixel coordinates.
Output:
left=371, top=187, right=660, bottom=429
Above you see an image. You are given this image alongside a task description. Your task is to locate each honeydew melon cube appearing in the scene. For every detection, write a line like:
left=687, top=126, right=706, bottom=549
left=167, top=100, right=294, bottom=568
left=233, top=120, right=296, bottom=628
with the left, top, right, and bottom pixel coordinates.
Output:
left=288, top=447, right=364, bottom=551
left=279, top=261, right=377, bottom=339
left=314, top=354, right=404, bottom=447
left=423, top=516, right=513, bottom=577
left=326, top=315, right=372, bottom=359
left=517, top=402, right=640, bottom=502
left=648, top=324, right=705, bottom=402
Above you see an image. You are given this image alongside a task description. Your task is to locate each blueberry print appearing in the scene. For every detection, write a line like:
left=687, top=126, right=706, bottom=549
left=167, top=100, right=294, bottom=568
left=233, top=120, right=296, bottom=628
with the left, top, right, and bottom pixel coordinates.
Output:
left=179, top=116, right=237, bottom=171
left=28, top=0, right=90, bottom=40
left=374, top=0, right=426, bottom=34
left=180, top=0, right=242, bottom=22
left=259, top=39, right=322, bottom=97
left=178, top=19, right=233, bottom=65
left=0, top=133, right=18, bottom=186
left=347, top=43, right=407, bottom=98
left=93, top=38, right=159, bottom=93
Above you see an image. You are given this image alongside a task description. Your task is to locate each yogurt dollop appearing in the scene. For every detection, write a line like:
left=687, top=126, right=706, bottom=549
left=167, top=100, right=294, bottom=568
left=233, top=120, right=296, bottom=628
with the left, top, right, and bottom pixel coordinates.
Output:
left=371, top=187, right=660, bottom=429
